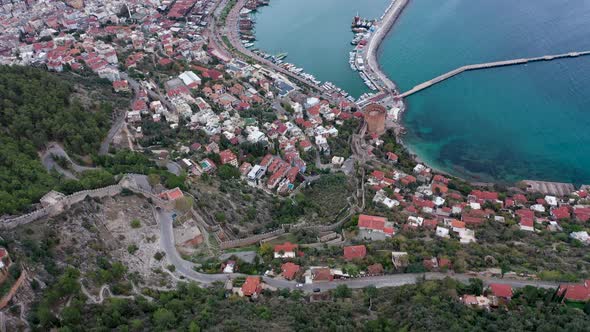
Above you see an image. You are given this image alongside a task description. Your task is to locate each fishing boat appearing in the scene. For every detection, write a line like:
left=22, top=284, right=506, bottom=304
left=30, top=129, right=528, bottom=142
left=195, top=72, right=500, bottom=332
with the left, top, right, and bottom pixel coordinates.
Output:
left=275, top=52, right=288, bottom=60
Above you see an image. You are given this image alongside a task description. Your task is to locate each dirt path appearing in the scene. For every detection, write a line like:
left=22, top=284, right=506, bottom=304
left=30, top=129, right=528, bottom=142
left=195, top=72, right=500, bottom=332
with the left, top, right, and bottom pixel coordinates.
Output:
left=79, top=280, right=134, bottom=304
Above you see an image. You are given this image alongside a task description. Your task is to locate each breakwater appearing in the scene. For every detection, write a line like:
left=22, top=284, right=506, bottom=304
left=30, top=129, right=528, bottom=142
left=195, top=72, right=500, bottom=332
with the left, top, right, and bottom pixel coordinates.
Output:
left=399, top=51, right=590, bottom=98
left=363, top=0, right=409, bottom=93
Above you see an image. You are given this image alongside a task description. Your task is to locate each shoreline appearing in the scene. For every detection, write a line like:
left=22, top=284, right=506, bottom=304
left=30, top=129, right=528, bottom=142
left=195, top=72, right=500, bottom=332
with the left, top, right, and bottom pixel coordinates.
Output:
left=246, top=0, right=572, bottom=187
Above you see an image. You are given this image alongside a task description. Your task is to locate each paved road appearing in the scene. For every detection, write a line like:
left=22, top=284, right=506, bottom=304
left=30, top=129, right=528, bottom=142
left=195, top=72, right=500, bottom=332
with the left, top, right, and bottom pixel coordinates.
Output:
left=165, top=161, right=183, bottom=176
left=155, top=208, right=561, bottom=293
left=99, top=113, right=126, bottom=156
left=364, top=0, right=408, bottom=93
left=220, top=0, right=324, bottom=92
left=156, top=208, right=241, bottom=284
left=40, top=143, right=97, bottom=179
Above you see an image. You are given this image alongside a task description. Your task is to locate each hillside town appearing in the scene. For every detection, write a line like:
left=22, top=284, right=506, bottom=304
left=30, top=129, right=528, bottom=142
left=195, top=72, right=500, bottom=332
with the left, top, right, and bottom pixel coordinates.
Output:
left=0, top=0, right=589, bottom=329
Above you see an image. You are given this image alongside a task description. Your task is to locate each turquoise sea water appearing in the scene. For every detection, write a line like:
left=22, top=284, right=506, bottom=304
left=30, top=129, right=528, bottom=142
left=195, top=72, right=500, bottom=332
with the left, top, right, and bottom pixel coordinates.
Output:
left=255, top=0, right=590, bottom=184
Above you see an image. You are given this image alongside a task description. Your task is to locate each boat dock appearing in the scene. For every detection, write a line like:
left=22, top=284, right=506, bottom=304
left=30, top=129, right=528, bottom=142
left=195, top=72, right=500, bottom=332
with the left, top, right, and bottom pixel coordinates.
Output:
left=398, top=51, right=590, bottom=98
left=363, top=0, right=409, bottom=93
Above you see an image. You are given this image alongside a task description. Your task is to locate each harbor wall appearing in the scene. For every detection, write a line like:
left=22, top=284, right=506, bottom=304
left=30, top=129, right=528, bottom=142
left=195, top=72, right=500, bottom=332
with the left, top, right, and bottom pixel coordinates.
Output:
left=364, top=0, right=410, bottom=93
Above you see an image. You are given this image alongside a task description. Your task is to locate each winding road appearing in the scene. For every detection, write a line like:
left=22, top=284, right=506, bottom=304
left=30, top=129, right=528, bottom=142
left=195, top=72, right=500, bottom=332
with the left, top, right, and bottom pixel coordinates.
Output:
left=40, top=143, right=97, bottom=179
left=155, top=208, right=561, bottom=293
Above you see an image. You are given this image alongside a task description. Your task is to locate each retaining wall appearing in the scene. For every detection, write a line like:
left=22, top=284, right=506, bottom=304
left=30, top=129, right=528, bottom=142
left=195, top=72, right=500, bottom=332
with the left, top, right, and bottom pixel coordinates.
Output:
left=219, top=228, right=285, bottom=249
left=0, top=174, right=173, bottom=230
left=0, top=271, right=26, bottom=309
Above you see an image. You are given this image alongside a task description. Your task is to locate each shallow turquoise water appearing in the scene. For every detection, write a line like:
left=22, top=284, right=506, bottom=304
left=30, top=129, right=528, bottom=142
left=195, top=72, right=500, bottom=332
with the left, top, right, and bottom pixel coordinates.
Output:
left=255, top=0, right=590, bottom=184
left=382, top=0, right=590, bottom=184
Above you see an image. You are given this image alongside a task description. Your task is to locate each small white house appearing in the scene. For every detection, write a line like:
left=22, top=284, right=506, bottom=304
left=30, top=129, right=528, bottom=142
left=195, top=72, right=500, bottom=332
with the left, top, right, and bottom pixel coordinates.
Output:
left=435, top=226, right=450, bottom=238
left=544, top=195, right=558, bottom=207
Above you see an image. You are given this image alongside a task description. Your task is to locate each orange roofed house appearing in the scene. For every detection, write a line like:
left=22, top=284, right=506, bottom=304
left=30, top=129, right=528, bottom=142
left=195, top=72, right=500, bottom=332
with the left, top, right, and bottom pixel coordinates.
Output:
left=240, top=276, right=262, bottom=297
left=219, top=149, right=238, bottom=167
left=310, top=267, right=333, bottom=283
left=274, top=242, right=298, bottom=259
left=358, top=214, right=395, bottom=240
left=281, top=262, right=301, bottom=280
left=487, top=284, right=513, bottom=307
left=159, top=187, right=184, bottom=201
left=343, top=245, right=367, bottom=261
left=557, top=280, right=590, bottom=304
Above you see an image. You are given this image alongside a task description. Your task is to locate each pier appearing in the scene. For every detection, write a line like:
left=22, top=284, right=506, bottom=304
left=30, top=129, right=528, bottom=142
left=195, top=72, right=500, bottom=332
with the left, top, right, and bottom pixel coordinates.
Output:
left=398, top=51, right=590, bottom=98
left=364, top=0, right=409, bottom=93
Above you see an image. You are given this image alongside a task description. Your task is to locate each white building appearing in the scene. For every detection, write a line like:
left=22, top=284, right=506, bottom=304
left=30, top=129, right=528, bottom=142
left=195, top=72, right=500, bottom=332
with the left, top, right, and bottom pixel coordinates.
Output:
left=247, top=165, right=266, bottom=182
left=570, top=231, right=590, bottom=244
left=179, top=71, right=201, bottom=88
left=436, top=226, right=450, bottom=238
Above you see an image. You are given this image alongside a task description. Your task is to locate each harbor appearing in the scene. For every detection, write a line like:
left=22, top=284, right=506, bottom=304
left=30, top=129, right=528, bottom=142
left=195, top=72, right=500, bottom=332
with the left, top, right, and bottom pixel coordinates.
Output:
left=231, top=0, right=359, bottom=101
left=237, top=0, right=590, bottom=183
left=348, top=0, right=408, bottom=94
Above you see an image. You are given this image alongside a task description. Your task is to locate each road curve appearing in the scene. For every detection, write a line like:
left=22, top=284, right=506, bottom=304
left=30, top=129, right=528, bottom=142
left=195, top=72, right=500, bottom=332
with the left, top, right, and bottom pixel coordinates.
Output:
left=155, top=208, right=561, bottom=293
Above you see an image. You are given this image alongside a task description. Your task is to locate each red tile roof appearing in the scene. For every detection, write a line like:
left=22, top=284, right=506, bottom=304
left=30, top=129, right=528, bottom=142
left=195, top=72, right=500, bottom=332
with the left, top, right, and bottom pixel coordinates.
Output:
left=274, top=242, right=298, bottom=253
left=557, top=280, right=590, bottom=302
left=432, top=183, right=448, bottom=194
left=489, top=284, right=513, bottom=298
left=260, top=154, right=274, bottom=168
left=219, top=149, right=237, bottom=165
left=160, top=187, right=184, bottom=201
left=358, top=214, right=387, bottom=231
left=513, top=194, right=528, bottom=204
left=386, top=152, right=398, bottom=161
left=401, top=175, right=417, bottom=186
left=281, top=262, right=300, bottom=280
left=158, top=58, right=172, bottom=66
left=574, top=207, right=590, bottom=222
left=551, top=206, right=570, bottom=220
left=371, top=170, right=385, bottom=181
left=343, top=245, right=367, bottom=260
left=433, top=175, right=449, bottom=184
left=462, top=215, right=485, bottom=225
left=471, top=190, right=499, bottom=201
left=516, top=209, right=535, bottom=225
left=312, top=268, right=333, bottom=282
left=241, top=276, right=261, bottom=296
left=413, top=197, right=435, bottom=209
left=423, top=219, right=438, bottom=229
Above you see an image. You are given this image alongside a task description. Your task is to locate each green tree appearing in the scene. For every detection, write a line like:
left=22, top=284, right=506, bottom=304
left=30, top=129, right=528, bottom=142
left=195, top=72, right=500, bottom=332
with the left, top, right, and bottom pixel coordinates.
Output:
left=152, top=308, right=175, bottom=329
left=218, top=164, right=240, bottom=180
left=147, top=173, right=161, bottom=186
left=175, top=196, right=194, bottom=213
left=334, top=285, right=352, bottom=298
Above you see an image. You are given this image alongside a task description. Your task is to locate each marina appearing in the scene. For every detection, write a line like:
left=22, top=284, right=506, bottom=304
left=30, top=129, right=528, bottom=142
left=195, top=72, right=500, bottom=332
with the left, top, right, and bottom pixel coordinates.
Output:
left=345, top=1, right=406, bottom=94
left=240, top=2, right=368, bottom=100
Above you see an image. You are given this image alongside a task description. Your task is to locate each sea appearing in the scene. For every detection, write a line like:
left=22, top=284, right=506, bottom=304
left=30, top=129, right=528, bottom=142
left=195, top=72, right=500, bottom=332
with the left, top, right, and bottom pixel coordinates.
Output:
left=253, top=0, right=590, bottom=184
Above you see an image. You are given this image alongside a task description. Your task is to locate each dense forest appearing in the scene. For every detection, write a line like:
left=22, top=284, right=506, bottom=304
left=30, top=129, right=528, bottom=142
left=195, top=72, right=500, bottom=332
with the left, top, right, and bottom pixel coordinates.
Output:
left=30, top=276, right=590, bottom=331
left=0, top=66, right=116, bottom=214
left=0, top=66, right=112, bottom=154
